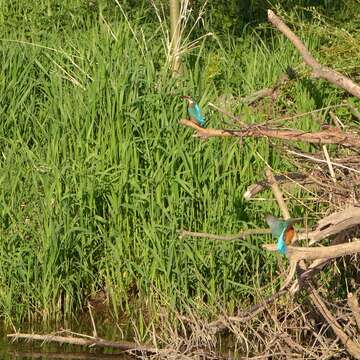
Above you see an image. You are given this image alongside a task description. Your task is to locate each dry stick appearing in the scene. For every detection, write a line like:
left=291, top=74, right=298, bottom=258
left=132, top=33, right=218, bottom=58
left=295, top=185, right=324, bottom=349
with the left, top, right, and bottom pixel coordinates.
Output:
left=322, top=145, right=336, bottom=184
left=263, top=168, right=300, bottom=291
left=169, top=0, right=182, bottom=75
left=268, top=104, right=345, bottom=125
left=309, top=288, right=360, bottom=359
left=181, top=202, right=360, bottom=248
left=329, top=110, right=344, bottom=129
left=179, top=119, right=360, bottom=149
left=265, top=168, right=290, bottom=219
left=287, top=150, right=360, bottom=175
left=267, top=10, right=360, bottom=100
left=243, top=172, right=309, bottom=201
left=289, top=258, right=331, bottom=294
left=178, top=228, right=271, bottom=241
left=240, top=87, right=275, bottom=105
left=347, top=293, right=360, bottom=333
left=266, top=309, right=318, bottom=358
left=240, top=72, right=293, bottom=105
left=87, top=302, right=97, bottom=338
left=7, top=333, right=158, bottom=354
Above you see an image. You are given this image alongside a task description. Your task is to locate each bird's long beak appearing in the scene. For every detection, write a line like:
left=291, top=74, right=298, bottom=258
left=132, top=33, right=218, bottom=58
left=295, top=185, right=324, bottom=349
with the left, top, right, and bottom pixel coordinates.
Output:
left=180, top=95, right=191, bottom=101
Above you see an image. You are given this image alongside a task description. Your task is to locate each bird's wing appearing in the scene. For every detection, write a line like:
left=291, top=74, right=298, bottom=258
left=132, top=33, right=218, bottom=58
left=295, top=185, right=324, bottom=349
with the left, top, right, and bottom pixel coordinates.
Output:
left=193, top=103, right=203, bottom=118
left=277, top=227, right=288, bottom=254
left=266, top=215, right=287, bottom=238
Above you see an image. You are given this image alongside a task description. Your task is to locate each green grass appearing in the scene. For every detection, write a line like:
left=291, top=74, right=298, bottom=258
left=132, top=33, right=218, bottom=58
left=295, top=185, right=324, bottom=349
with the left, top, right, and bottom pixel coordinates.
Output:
left=0, top=0, right=358, bottom=333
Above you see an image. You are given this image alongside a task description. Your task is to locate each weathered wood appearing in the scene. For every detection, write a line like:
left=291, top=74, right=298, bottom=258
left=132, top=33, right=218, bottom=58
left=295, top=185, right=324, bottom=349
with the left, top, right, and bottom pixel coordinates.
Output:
left=7, top=333, right=157, bottom=354
left=268, top=10, right=360, bottom=100
left=179, top=119, right=360, bottom=149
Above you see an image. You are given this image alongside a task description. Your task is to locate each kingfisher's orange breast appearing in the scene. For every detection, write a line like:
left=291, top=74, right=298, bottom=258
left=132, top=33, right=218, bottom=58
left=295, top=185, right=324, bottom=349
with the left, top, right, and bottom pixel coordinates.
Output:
left=284, top=226, right=295, bottom=245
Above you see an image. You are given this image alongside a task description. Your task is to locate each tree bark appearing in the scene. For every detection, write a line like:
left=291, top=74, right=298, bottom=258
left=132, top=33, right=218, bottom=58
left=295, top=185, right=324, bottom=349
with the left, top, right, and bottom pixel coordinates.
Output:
left=169, top=0, right=182, bottom=76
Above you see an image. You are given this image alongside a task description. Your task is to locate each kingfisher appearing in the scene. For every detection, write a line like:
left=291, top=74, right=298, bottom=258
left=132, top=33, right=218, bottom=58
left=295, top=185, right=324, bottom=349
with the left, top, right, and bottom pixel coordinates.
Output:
left=265, top=215, right=295, bottom=255
left=181, top=96, right=206, bottom=127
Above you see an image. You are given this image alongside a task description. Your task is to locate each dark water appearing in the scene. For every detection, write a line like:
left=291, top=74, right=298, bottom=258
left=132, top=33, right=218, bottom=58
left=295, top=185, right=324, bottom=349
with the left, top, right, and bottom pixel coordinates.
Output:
left=1, top=336, right=133, bottom=359
left=0, top=314, right=135, bottom=360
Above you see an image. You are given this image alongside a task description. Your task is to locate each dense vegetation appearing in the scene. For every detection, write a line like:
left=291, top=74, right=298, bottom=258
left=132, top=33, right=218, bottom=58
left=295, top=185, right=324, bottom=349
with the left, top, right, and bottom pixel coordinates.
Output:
left=0, top=0, right=359, bottom=335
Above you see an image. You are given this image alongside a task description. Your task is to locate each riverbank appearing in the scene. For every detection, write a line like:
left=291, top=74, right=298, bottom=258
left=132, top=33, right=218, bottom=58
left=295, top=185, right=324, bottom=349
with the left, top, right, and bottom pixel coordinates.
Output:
left=1, top=1, right=360, bottom=356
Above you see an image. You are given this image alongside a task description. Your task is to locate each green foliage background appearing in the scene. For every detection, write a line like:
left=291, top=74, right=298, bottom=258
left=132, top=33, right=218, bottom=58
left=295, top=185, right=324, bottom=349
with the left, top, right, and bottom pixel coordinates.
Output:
left=0, top=0, right=359, bottom=333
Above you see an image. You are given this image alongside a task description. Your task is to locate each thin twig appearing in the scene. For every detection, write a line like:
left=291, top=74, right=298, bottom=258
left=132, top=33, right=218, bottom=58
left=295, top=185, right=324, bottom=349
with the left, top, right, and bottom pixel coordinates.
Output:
left=322, top=145, right=337, bottom=184
left=178, top=228, right=271, bottom=240
left=268, top=104, right=345, bottom=125
left=87, top=302, right=97, bottom=339
left=265, top=168, right=291, bottom=219
left=287, top=150, right=360, bottom=175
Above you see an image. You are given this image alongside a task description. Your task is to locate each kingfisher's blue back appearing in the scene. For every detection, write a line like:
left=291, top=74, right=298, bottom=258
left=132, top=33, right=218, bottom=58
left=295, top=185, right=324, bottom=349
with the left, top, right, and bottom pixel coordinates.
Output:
left=266, top=215, right=295, bottom=255
left=188, top=103, right=205, bottom=127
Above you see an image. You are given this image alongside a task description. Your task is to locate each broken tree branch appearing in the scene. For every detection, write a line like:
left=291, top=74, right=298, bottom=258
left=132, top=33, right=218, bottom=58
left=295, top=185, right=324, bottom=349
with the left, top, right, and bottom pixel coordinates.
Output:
left=268, top=10, right=360, bottom=100
left=308, top=206, right=360, bottom=245
left=179, top=119, right=360, bottom=149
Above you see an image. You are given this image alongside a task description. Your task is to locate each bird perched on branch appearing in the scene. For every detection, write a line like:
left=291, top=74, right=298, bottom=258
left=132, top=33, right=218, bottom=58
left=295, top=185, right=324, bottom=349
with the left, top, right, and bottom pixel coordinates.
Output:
left=266, top=215, right=295, bottom=255
left=181, top=96, right=206, bottom=127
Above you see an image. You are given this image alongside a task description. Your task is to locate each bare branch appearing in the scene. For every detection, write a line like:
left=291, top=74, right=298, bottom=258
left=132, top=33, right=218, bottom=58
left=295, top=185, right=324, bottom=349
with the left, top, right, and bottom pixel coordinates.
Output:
left=7, top=333, right=158, bottom=354
left=178, top=228, right=271, bottom=241
left=287, top=150, right=360, bottom=175
left=179, top=119, right=360, bottom=149
left=265, top=168, right=290, bottom=219
left=268, top=10, right=360, bottom=100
